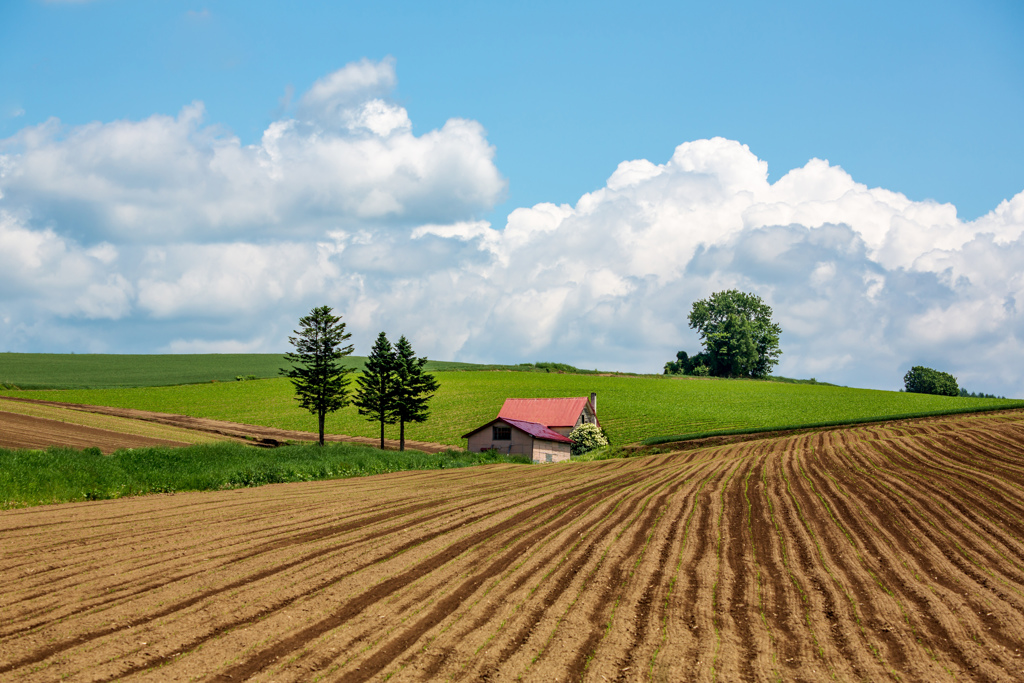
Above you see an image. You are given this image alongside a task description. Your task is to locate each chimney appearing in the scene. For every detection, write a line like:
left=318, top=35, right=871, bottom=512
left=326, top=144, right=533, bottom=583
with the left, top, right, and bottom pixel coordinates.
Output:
left=590, top=392, right=597, bottom=416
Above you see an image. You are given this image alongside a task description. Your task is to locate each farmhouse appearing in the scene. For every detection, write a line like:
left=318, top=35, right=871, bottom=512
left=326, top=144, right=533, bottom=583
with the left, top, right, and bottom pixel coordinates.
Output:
left=462, top=394, right=599, bottom=463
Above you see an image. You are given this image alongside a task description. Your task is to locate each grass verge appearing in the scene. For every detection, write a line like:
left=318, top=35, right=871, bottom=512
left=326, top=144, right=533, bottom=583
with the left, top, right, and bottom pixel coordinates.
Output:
left=0, top=442, right=530, bottom=509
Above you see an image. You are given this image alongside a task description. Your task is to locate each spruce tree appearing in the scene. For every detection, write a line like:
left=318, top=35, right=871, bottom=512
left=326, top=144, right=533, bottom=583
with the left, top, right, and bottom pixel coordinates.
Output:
left=281, top=306, right=355, bottom=446
left=393, top=335, right=441, bottom=451
left=354, top=331, right=399, bottom=449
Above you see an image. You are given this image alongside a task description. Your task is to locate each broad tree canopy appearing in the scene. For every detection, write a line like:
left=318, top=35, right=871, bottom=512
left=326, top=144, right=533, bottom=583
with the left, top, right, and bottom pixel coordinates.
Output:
left=904, top=366, right=959, bottom=396
left=687, top=289, right=782, bottom=378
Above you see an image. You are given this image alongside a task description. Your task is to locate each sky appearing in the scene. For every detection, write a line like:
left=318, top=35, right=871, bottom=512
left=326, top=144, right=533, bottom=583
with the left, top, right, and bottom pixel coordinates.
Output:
left=1, top=0, right=1022, bottom=396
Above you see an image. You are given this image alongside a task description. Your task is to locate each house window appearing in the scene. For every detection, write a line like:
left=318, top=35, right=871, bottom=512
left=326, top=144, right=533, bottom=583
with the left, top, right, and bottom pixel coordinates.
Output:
left=493, top=426, right=511, bottom=440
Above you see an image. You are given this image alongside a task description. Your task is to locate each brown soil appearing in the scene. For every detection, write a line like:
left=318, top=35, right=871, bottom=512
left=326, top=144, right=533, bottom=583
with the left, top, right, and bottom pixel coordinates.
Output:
left=2, top=409, right=1024, bottom=681
left=0, top=396, right=454, bottom=453
left=0, top=411, right=192, bottom=453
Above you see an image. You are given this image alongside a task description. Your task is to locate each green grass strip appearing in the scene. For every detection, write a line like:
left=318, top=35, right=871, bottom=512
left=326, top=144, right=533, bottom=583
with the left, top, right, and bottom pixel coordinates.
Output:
left=0, top=442, right=529, bottom=509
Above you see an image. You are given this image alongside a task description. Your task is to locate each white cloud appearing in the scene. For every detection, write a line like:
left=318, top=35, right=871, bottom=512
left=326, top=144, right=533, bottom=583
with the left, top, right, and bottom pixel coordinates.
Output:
left=0, top=64, right=1022, bottom=398
left=298, top=58, right=397, bottom=125
left=0, top=59, right=505, bottom=244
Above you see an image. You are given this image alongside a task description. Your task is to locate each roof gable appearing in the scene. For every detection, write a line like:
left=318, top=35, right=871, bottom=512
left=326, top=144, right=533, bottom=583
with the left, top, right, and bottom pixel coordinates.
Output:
left=498, top=397, right=593, bottom=428
left=461, top=417, right=572, bottom=443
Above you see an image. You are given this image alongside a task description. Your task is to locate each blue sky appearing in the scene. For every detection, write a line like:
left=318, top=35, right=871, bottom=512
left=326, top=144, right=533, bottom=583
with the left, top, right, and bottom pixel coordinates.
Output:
left=1, top=0, right=1023, bottom=395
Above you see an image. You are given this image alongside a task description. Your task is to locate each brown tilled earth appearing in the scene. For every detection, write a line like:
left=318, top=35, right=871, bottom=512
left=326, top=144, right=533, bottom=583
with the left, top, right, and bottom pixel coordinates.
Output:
left=0, top=397, right=453, bottom=452
left=0, top=410, right=195, bottom=453
left=3, top=410, right=1024, bottom=681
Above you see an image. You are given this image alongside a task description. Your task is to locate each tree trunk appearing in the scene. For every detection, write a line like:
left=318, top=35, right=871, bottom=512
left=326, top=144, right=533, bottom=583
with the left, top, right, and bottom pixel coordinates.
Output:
left=379, top=417, right=385, bottom=450
left=318, top=410, right=325, bottom=446
left=399, top=419, right=405, bottom=451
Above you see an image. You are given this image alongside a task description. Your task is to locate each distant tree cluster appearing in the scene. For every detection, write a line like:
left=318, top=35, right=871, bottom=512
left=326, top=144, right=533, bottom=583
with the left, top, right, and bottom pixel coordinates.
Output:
left=663, top=350, right=711, bottom=377
left=958, top=388, right=1007, bottom=399
left=903, top=366, right=959, bottom=397
left=282, top=306, right=439, bottom=450
left=665, top=290, right=782, bottom=379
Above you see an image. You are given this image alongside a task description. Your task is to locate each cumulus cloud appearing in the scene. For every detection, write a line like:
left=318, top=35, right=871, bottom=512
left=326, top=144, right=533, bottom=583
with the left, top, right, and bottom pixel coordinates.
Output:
left=1, top=64, right=1022, bottom=397
left=412, top=139, right=1024, bottom=394
left=0, top=58, right=505, bottom=244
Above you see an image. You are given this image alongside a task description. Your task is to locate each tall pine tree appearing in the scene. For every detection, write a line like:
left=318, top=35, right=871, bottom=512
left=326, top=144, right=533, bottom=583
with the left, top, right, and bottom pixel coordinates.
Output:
left=354, top=331, right=399, bottom=449
left=280, top=306, right=355, bottom=446
left=393, top=335, right=440, bottom=451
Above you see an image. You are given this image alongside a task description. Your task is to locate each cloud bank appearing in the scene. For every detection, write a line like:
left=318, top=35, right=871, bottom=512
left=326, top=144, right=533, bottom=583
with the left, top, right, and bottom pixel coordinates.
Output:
left=1, top=59, right=1022, bottom=397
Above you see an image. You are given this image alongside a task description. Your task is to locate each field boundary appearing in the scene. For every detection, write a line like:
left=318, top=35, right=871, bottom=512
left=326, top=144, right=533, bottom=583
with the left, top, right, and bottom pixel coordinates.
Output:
left=641, top=404, right=1024, bottom=447
left=0, top=397, right=455, bottom=453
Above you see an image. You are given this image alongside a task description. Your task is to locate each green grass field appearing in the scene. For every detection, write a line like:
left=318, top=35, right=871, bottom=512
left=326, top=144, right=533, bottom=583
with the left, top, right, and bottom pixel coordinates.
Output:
left=0, top=441, right=528, bottom=509
left=0, top=353, right=607, bottom=389
left=0, top=352, right=519, bottom=389
left=4, top=371, right=1020, bottom=447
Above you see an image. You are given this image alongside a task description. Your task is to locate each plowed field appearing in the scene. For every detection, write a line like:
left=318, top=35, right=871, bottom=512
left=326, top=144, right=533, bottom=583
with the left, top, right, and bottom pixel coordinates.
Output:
left=3, top=410, right=1024, bottom=681
left=0, top=410, right=194, bottom=453
left=0, top=397, right=454, bottom=453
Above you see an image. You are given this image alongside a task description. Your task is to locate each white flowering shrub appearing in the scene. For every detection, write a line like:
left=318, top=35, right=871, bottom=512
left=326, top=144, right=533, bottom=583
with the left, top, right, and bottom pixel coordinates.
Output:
left=569, top=423, right=609, bottom=456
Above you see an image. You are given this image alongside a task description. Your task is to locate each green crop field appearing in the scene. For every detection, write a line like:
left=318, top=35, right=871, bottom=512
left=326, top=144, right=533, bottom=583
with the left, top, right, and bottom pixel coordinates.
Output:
left=0, top=353, right=600, bottom=390
left=3, top=371, right=1020, bottom=447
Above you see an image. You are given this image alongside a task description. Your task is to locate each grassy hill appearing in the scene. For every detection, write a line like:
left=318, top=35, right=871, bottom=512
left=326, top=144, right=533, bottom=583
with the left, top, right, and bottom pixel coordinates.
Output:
left=3, top=368, right=1020, bottom=447
left=0, top=352, right=507, bottom=389
left=0, top=353, right=612, bottom=390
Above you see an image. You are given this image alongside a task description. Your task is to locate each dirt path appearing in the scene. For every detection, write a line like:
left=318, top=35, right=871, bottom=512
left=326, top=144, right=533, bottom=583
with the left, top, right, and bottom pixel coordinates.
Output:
left=0, top=396, right=454, bottom=453
left=2, top=410, right=1024, bottom=681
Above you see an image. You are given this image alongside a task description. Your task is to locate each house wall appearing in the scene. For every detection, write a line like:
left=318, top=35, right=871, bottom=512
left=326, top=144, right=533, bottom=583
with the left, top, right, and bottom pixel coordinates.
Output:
left=575, top=403, right=598, bottom=429
left=465, top=422, right=571, bottom=463
left=532, top=440, right=571, bottom=463
left=466, top=423, right=533, bottom=456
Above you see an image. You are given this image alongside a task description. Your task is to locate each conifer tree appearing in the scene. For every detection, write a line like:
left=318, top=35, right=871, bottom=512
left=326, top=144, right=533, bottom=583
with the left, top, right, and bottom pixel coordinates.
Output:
left=281, top=306, right=355, bottom=446
left=393, top=335, right=440, bottom=451
left=354, top=331, right=399, bottom=449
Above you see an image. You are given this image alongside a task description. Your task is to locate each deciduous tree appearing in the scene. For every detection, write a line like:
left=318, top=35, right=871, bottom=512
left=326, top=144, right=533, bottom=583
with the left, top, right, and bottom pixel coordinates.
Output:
left=904, top=366, right=959, bottom=396
left=392, top=335, right=440, bottom=451
left=687, top=289, right=782, bottom=378
left=354, top=331, right=399, bottom=449
left=281, top=305, right=355, bottom=446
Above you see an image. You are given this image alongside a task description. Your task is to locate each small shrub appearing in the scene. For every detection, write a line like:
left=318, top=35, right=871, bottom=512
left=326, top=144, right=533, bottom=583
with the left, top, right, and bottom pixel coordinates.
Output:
left=570, top=423, right=609, bottom=456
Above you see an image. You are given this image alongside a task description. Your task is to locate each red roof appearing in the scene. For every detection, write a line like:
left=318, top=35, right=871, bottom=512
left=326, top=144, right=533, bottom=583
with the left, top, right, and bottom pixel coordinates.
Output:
left=461, top=417, right=572, bottom=443
left=498, top=397, right=595, bottom=428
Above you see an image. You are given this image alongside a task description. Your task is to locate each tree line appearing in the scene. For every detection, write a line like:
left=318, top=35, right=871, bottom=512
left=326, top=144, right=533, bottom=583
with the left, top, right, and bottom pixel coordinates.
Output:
left=281, top=306, right=438, bottom=449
